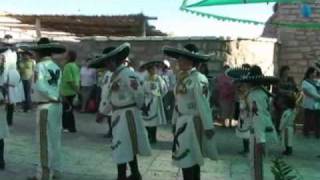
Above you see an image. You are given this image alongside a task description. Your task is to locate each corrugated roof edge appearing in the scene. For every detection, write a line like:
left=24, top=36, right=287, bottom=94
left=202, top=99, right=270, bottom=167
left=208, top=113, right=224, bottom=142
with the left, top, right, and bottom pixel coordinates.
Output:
left=78, top=36, right=278, bottom=43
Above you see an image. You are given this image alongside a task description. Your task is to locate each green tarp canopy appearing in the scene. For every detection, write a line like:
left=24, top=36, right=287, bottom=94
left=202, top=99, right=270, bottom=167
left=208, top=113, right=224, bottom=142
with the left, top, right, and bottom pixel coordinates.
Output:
left=181, top=0, right=320, bottom=29
left=186, top=0, right=300, bottom=7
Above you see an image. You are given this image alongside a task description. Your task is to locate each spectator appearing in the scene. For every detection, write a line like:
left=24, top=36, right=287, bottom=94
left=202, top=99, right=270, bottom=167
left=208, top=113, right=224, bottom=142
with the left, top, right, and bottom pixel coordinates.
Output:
left=273, top=66, right=298, bottom=131
left=199, top=63, right=209, bottom=77
left=160, top=60, right=176, bottom=123
left=18, top=51, right=35, bottom=112
left=60, top=50, right=80, bottom=133
left=215, top=65, right=236, bottom=127
left=80, top=58, right=97, bottom=112
left=301, top=67, right=320, bottom=138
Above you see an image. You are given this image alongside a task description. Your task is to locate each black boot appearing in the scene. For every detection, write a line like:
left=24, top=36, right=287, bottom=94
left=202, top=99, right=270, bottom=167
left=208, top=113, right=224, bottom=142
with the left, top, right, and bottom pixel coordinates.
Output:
left=182, top=166, right=194, bottom=180
left=282, top=146, right=292, bottom=156
left=150, top=127, right=157, bottom=144
left=146, top=127, right=154, bottom=144
left=287, top=147, right=293, bottom=155
left=117, top=163, right=127, bottom=180
left=238, top=139, right=249, bottom=155
left=6, top=104, right=14, bottom=126
left=193, top=165, right=200, bottom=180
left=129, top=156, right=142, bottom=180
left=0, top=139, right=5, bottom=170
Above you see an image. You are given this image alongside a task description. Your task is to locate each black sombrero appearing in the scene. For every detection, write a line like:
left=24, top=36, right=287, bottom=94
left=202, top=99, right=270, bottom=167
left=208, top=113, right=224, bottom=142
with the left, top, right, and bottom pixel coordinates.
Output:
left=225, top=67, right=250, bottom=79
left=88, top=47, right=116, bottom=68
left=235, top=65, right=279, bottom=85
left=163, top=44, right=210, bottom=62
left=23, top=37, right=66, bottom=54
left=88, top=43, right=130, bottom=69
left=140, top=60, right=163, bottom=70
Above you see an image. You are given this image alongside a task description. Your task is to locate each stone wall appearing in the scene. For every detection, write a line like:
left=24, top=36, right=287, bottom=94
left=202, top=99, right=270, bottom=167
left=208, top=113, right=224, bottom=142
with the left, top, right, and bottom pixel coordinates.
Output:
left=262, top=2, right=320, bottom=82
left=59, top=36, right=278, bottom=77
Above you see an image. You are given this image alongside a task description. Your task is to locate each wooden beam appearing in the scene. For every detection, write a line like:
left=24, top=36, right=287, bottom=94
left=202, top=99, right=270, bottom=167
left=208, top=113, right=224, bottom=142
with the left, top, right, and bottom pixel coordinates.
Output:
left=35, top=17, right=41, bottom=38
left=13, top=16, right=144, bottom=27
left=43, top=26, right=141, bottom=36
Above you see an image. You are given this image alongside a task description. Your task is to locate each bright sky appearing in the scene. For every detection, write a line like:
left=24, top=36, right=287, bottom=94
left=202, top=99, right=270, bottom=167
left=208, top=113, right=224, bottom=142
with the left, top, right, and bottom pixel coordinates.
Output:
left=0, top=0, right=275, bottom=38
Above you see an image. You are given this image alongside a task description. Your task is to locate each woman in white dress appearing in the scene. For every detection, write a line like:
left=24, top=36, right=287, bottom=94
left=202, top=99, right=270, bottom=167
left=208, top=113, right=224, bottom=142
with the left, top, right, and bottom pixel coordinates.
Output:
left=2, top=54, right=25, bottom=126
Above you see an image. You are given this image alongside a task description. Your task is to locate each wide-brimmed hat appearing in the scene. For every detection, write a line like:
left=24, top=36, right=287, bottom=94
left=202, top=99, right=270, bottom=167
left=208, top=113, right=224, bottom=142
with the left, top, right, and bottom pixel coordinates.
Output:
left=163, top=44, right=210, bottom=62
left=88, top=43, right=130, bottom=68
left=88, top=47, right=115, bottom=68
left=1, top=34, right=16, bottom=46
left=225, top=67, right=250, bottom=79
left=23, top=37, right=66, bottom=54
left=140, top=60, right=163, bottom=70
left=235, top=66, right=279, bottom=85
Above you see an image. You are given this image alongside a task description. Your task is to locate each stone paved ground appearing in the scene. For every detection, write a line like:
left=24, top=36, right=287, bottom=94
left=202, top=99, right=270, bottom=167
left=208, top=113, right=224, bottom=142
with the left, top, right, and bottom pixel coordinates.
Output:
left=0, top=109, right=319, bottom=180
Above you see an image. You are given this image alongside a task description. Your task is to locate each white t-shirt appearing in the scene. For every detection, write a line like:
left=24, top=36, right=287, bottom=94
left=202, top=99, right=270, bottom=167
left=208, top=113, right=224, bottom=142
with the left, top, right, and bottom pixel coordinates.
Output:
left=80, top=66, right=97, bottom=87
left=161, top=69, right=176, bottom=91
left=302, top=80, right=320, bottom=110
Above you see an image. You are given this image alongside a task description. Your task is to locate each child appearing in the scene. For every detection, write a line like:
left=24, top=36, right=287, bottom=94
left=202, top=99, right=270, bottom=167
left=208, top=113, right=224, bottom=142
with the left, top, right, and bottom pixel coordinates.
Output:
left=235, top=83, right=250, bottom=154
left=279, top=95, right=296, bottom=156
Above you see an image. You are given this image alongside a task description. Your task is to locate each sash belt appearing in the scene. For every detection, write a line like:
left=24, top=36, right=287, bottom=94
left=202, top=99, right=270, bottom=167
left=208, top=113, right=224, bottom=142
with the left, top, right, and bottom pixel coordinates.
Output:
left=36, top=100, right=60, bottom=105
left=112, top=103, right=136, bottom=111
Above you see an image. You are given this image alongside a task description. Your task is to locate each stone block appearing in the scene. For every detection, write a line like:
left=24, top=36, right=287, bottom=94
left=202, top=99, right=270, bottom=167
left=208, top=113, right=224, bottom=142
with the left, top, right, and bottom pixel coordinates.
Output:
left=300, top=47, right=312, bottom=52
left=295, top=31, right=305, bottom=36
left=295, top=35, right=306, bottom=41
left=281, top=53, right=303, bottom=60
left=279, top=4, right=299, bottom=9
left=287, top=40, right=299, bottom=47
left=283, top=47, right=302, bottom=53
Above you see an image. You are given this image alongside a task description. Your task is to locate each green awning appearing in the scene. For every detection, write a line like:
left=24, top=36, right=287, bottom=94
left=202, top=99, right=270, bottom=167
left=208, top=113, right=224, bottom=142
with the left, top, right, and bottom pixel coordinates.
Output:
left=181, top=0, right=320, bottom=29
left=187, top=0, right=311, bottom=7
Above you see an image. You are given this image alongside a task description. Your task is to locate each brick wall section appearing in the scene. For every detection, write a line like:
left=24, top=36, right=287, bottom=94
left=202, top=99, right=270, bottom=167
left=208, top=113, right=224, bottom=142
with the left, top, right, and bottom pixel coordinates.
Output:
left=57, top=36, right=277, bottom=77
left=262, top=2, right=320, bottom=82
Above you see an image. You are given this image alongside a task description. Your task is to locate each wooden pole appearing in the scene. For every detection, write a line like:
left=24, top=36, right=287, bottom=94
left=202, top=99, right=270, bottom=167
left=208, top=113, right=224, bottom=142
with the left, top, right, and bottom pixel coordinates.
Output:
left=35, top=17, right=41, bottom=38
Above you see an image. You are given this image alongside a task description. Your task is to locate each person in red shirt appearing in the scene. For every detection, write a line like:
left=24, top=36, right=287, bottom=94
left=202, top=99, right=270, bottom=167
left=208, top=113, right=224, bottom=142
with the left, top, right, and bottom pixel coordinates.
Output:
left=215, top=65, right=236, bottom=127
